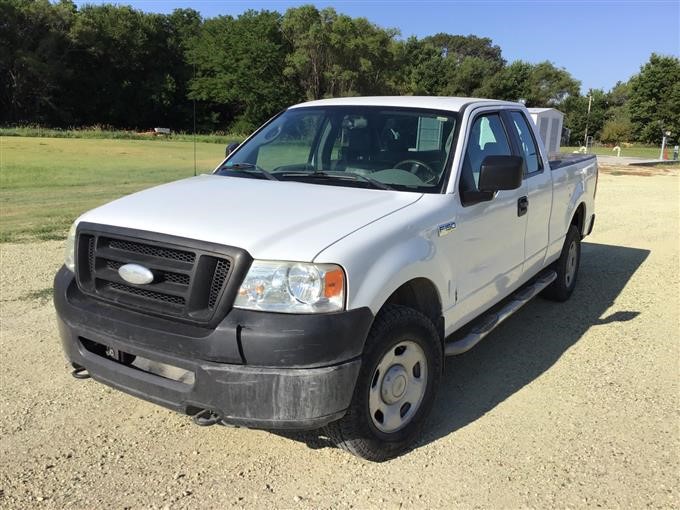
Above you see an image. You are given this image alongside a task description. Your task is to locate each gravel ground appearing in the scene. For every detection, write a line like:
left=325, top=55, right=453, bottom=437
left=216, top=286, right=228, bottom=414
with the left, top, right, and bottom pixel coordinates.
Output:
left=1, top=172, right=678, bottom=509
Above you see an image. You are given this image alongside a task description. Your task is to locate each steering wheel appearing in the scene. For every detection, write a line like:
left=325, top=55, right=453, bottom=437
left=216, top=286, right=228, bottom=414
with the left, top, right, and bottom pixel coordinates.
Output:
left=394, top=159, right=438, bottom=184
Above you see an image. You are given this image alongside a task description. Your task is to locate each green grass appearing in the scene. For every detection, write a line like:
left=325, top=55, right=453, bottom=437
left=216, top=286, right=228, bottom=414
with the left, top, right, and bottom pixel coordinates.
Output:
left=0, top=126, right=246, bottom=145
left=0, top=136, right=226, bottom=242
left=561, top=145, right=666, bottom=159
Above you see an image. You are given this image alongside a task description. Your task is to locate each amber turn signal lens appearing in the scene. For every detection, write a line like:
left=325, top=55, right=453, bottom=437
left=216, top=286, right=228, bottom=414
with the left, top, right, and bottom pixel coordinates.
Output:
left=324, top=268, right=344, bottom=298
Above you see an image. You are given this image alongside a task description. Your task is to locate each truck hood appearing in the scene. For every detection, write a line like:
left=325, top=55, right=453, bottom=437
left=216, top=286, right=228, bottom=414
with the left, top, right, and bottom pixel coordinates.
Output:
left=78, top=174, right=422, bottom=261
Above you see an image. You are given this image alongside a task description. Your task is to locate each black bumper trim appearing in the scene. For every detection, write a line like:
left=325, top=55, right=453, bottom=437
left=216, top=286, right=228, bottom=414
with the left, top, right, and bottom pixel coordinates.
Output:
left=54, top=266, right=372, bottom=429
left=55, top=266, right=374, bottom=368
left=61, top=319, right=359, bottom=429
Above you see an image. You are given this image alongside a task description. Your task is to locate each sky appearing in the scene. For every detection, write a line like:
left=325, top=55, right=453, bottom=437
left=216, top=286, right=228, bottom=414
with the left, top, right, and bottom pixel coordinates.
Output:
left=74, top=0, right=680, bottom=93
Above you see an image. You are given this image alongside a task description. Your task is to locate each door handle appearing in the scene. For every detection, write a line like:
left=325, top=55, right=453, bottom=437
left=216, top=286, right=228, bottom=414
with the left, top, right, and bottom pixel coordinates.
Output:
left=518, top=196, right=529, bottom=217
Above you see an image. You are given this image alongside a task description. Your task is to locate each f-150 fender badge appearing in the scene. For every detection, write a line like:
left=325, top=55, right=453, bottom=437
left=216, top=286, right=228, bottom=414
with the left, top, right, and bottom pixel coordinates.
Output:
left=118, top=263, right=154, bottom=285
left=438, top=222, right=456, bottom=237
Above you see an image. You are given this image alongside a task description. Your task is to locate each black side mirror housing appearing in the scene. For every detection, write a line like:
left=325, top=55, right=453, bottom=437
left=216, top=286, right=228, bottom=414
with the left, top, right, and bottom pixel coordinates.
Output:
left=225, top=142, right=240, bottom=157
left=478, top=155, right=524, bottom=192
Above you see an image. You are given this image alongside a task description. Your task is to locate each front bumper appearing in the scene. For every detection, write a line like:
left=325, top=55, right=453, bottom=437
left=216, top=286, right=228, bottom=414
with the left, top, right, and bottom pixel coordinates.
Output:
left=54, top=267, right=373, bottom=429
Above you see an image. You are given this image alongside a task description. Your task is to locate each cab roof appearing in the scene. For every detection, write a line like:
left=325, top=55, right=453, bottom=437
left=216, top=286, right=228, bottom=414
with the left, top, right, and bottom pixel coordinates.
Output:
left=290, top=96, right=522, bottom=113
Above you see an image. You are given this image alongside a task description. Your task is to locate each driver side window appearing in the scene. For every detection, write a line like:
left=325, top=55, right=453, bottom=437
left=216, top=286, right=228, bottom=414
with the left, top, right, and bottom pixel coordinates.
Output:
left=460, top=113, right=512, bottom=193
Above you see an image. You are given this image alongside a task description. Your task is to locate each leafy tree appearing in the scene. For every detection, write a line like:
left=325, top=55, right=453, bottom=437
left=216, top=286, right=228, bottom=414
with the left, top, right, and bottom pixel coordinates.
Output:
left=478, top=60, right=533, bottom=101
left=394, top=37, right=446, bottom=95
left=601, top=116, right=633, bottom=144
left=527, top=61, right=580, bottom=106
left=187, top=10, right=299, bottom=131
left=0, top=2, right=672, bottom=141
left=480, top=60, right=579, bottom=106
left=608, top=80, right=630, bottom=107
left=281, top=5, right=334, bottom=100
left=396, top=35, right=503, bottom=97
left=324, top=14, right=398, bottom=97
left=628, top=53, right=680, bottom=143
left=62, top=4, right=197, bottom=128
left=561, top=89, right=608, bottom=145
left=421, top=33, right=504, bottom=65
left=163, top=8, right=203, bottom=126
left=598, top=80, right=633, bottom=144
left=441, top=55, right=502, bottom=97
left=281, top=6, right=399, bottom=100
left=0, top=0, right=76, bottom=125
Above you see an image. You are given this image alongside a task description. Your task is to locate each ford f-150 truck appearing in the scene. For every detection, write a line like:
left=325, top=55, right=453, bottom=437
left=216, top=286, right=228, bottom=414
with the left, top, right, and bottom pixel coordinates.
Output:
left=54, top=97, right=597, bottom=461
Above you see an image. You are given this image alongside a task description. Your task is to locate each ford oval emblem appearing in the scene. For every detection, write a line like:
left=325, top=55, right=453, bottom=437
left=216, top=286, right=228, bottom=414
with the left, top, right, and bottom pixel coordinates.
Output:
left=118, top=263, right=154, bottom=285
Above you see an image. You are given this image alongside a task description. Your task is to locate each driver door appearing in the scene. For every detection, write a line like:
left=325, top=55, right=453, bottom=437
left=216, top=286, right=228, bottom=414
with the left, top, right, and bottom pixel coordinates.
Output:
left=450, top=110, right=528, bottom=325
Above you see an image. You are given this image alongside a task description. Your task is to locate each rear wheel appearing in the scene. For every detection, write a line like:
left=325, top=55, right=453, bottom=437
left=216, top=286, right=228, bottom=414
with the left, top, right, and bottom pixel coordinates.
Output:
left=325, top=304, right=442, bottom=461
left=543, top=225, right=581, bottom=301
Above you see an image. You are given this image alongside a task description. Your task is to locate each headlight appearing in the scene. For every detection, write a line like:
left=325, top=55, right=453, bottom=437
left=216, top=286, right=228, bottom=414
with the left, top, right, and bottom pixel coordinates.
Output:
left=64, top=222, right=77, bottom=272
left=234, top=261, right=345, bottom=313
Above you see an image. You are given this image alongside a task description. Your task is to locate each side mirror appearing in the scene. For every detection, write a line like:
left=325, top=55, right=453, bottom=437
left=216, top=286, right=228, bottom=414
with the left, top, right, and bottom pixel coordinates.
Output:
left=478, top=155, right=524, bottom=192
left=225, top=142, right=240, bottom=157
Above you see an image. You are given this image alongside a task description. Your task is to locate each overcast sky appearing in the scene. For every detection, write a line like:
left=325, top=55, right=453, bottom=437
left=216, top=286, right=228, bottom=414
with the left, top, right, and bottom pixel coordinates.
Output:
left=74, top=0, right=680, bottom=93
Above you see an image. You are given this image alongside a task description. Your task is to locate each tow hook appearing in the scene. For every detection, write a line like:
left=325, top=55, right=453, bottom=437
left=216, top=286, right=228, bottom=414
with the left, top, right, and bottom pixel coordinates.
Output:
left=71, top=366, right=90, bottom=379
left=192, top=409, right=223, bottom=427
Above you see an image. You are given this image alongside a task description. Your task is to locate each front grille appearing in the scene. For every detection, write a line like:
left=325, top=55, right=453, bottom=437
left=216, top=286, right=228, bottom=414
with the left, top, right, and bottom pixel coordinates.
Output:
left=107, top=238, right=195, bottom=263
left=105, top=259, right=191, bottom=286
left=163, top=272, right=191, bottom=286
left=75, top=224, right=249, bottom=325
left=108, top=282, right=187, bottom=305
left=208, top=259, right=231, bottom=308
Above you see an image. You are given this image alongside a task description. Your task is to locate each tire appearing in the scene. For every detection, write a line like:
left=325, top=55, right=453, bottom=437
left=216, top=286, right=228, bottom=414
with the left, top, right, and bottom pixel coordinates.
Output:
left=324, top=304, right=442, bottom=462
left=542, top=225, right=581, bottom=302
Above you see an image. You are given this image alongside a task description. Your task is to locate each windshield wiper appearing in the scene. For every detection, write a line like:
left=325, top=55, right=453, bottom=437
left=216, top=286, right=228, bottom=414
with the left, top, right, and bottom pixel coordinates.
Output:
left=276, top=171, right=394, bottom=191
left=219, top=163, right=279, bottom=181
left=344, top=172, right=395, bottom=191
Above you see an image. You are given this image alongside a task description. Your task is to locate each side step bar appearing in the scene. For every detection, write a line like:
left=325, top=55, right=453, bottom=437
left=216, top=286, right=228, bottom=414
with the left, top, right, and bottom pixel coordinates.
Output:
left=444, top=270, right=557, bottom=356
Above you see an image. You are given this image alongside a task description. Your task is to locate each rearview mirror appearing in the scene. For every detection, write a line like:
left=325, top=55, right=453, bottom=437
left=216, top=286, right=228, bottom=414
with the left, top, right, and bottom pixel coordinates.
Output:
left=478, top=155, right=523, bottom=192
left=225, top=142, right=240, bottom=157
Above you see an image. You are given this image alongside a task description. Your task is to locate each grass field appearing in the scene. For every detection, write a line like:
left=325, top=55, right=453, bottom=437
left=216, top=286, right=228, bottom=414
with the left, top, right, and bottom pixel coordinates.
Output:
left=561, top=145, right=668, bottom=159
left=2, top=136, right=675, bottom=244
left=0, top=136, right=226, bottom=242
left=0, top=126, right=244, bottom=145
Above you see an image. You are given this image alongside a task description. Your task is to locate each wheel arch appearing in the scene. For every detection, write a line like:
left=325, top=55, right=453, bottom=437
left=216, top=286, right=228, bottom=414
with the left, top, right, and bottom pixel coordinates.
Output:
left=571, top=202, right=586, bottom=237
left=381, top=277, right=444, bottom=342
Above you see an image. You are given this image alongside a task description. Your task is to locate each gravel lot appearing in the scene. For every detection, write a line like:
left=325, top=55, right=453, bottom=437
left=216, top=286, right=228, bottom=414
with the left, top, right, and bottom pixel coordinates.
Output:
left=1, top=171, right=678, bottom=509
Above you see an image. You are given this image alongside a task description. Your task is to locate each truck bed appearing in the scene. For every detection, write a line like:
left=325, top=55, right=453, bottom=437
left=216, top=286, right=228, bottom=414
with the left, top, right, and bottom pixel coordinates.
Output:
left=548, top=153, right=597, bottom=170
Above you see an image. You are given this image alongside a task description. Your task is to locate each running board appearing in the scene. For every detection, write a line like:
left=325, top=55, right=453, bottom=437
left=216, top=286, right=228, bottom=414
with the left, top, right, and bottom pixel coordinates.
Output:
left=444, top=270, right=557, bottom=356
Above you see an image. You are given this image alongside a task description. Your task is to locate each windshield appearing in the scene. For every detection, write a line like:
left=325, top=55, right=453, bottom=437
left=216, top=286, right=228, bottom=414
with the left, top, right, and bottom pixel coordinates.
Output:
left=215, top=106, right=458, bottom=193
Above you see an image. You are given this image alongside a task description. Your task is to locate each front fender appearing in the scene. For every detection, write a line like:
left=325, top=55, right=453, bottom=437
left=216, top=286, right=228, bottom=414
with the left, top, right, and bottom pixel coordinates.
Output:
left=314, top=194, right=455, bottom=316
left=350, top=235, right=447, bottom=315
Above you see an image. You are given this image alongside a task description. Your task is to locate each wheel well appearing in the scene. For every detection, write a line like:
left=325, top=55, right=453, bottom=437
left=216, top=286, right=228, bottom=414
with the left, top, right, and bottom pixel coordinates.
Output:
left=383, top=278, right=444, bottom=340
left=571, top=203, right=586, bottom=237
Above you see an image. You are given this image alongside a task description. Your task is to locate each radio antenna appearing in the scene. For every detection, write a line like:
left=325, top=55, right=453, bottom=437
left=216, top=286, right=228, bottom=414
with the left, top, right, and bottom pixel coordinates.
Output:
left=192, top=63, right=197, bottom=177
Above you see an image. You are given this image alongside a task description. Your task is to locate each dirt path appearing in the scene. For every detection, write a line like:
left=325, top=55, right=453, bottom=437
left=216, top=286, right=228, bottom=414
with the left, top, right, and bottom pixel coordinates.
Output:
left=1, top=173, right=678, bottom=509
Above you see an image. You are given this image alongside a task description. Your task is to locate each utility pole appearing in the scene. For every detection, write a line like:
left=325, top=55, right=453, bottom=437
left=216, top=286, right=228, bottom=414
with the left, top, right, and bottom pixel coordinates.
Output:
left=659, top=130, right=670, bottom=160
left=583, top=93, right=593, bottom=149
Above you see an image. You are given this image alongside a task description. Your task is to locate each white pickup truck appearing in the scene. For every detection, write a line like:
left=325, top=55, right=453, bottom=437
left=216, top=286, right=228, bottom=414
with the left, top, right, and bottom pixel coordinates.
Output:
left=54, top=97, right=597, bottom=461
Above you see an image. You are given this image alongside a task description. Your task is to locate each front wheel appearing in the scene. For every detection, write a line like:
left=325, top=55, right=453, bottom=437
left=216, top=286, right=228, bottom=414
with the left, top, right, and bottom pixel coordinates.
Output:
left=324, top=305, right=442, bottom=461
left=542, top=225, right=581, bottom=301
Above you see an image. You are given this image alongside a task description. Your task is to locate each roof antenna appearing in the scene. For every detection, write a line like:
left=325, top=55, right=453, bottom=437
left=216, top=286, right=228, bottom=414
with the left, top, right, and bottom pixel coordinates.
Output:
left=192, top=63, right=197, bottom=177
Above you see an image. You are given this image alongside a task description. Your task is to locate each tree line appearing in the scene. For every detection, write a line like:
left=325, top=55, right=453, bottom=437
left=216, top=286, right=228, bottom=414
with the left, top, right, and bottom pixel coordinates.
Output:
left=2, top=0, right=678, bottom=144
